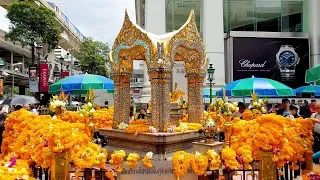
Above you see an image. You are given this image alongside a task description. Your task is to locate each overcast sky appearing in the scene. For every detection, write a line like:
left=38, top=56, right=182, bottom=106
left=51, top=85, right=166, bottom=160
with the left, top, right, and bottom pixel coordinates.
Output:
left=0, top=0, right=136, bottom=46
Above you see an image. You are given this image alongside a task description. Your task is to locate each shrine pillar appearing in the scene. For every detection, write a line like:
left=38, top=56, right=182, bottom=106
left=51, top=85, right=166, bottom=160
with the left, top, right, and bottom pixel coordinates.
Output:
left=112, top=73, right=131, bottom=127
left=149, top=69, right=171, bottom=132
left=186, top=74, right=205, bottom=123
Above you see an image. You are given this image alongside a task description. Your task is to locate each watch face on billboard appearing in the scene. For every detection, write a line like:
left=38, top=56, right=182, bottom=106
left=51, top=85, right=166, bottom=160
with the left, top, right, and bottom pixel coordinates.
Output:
left=232, top=37, right=309, bottom=88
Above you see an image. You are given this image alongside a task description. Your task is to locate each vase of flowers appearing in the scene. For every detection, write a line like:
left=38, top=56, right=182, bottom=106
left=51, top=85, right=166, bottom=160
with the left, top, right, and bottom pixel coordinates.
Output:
left=49, top=91, right=68, bottom=119
left=81, top=89, right=96, bottom=141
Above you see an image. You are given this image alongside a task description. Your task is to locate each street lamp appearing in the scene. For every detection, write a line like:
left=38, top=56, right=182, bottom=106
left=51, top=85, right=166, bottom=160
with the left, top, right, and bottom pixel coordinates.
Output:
left=59, top=56, right=64, bottom=80
left=11, top=62, right=23, bottom=97
left=207, top=64, right=215, bottom=104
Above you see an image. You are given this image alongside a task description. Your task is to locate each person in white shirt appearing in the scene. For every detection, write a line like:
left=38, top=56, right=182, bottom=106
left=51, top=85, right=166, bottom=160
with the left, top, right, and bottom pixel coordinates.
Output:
left=311, top=101, right=320, bottom=164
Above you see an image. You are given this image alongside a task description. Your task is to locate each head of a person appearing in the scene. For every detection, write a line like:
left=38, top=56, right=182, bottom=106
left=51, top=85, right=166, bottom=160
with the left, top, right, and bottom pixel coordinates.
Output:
left=282, top=98, right=290, bottom=110
left=304, top=100, right=309, bottom=106
left=311, top=99, right=316, bottom=105
left=315, top=101, right=320, bottom=114
left=291, top=99, right=295, bottom=104
left=15, top=105, right=23, bottom=111
left=105, top=101, right=108, bottom=106
left=30, top=104, right=35, bottom=110
left=250, top=100, right=253, bottom=105
left=237, top=102, right=246, bottom=113
left=23, top=104, right=30, bottom=110
left=289, top=105, right=299, bottom=115
left=297, top=100, right=303, bottom=106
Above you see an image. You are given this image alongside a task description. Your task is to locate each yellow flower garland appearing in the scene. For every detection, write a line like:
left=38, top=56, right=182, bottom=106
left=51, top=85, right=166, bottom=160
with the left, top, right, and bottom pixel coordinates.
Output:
left=222, top=148, right=239, bottom=169
left=126, top=153, right=140, bottom=168
left=207, top=149, right=221, bottom=170
left=172, top=151, right=191, bottom=179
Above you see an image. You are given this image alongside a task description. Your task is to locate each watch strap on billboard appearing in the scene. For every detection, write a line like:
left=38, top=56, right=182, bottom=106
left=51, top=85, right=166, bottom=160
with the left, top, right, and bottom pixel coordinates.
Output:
left=280, top=69, right=295, bottom=81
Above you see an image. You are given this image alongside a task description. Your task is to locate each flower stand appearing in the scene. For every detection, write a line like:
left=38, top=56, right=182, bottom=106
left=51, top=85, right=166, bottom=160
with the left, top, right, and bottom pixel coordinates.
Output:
left=51, top=151, right=70, bottom=180
left=259, top=151, right=276, bottom=180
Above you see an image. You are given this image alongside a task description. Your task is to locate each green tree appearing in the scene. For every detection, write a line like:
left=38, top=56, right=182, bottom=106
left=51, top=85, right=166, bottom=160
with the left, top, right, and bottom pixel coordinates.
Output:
left=5, top=0, right=60, bottom=63
left=78, top=37, right=110, bottom=76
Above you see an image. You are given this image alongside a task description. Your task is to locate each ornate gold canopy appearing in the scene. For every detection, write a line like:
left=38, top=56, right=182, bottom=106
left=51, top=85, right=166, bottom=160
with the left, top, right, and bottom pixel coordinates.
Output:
left=109, top=9, right=208, bottom=130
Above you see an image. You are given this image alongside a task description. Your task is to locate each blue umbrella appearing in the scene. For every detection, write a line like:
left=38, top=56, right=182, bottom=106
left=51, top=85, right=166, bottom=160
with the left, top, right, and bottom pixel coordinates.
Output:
left=295, top=85, right=320, bottom=96
left=216, top=77, right=295, bottom=97
left=49, top=74, right=114, bottom=94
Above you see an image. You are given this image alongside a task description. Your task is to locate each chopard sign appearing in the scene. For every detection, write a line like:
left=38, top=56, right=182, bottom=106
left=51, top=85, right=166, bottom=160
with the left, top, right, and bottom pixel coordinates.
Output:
left=239, top=59, right=266, bottom=69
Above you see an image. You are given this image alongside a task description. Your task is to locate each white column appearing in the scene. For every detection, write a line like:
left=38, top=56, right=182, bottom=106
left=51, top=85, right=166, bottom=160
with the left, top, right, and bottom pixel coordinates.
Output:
left=140, top=0, right=166, bottom=103
left=201, top=0, right=225, bottom=88
left=308, top=0, right=320, bottom=67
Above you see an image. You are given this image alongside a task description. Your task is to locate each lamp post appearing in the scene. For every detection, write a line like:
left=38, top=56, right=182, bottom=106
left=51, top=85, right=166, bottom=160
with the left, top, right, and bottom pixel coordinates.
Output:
left=11, top=62, right=22, bottom=97
left=59, top=56, right=64, bottom=80
left=207, top=64, right=215, bottom=104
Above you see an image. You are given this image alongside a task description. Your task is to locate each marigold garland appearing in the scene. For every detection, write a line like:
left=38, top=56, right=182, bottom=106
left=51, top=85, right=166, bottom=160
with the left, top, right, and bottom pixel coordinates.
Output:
left=172, top=151, right=191, bottom=179
left=126, top=153, right=140, bottom=168
left=207, top=149, right=221, bottom=170
left=190, top=151, right=208, bottom=176
left=222, top=148, right=239, bottom=169
left=109, top=150, right=126, bottom=172
left=142, top=152, right=153, bottom=169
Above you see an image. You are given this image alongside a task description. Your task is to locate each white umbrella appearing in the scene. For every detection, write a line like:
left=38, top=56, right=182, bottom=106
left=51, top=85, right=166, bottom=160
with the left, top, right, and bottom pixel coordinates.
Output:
left=1, top=95, right=39, bottom=105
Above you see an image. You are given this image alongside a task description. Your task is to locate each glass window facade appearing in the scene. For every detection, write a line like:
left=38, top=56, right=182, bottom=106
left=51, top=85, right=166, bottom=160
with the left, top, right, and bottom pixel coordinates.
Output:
left=224, top=0, right=308, bottom=33
left=165, top=0, right=201, bottom=33
left=164, top=0, right=308, bottom=34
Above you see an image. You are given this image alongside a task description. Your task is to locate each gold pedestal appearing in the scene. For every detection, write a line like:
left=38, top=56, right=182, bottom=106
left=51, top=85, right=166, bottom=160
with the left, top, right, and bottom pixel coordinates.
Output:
left=51, top=151, right=70, bottom=180
left=305, top=154, right=313, bottom=171
left=259, top=151, right=276, bottom=180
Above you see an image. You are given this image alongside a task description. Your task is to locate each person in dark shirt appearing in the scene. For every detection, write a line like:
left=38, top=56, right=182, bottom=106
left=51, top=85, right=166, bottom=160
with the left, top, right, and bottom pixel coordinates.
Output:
left=289, top=105, right=300, bottom=118
left=276, top=98, right=291, bottom=117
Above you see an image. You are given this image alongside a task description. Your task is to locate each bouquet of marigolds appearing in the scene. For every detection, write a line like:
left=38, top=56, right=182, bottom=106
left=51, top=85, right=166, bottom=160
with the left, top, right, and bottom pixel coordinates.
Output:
left=177, top=96, right=188, bottom=109
left=210, top=97, right=238, bottom=116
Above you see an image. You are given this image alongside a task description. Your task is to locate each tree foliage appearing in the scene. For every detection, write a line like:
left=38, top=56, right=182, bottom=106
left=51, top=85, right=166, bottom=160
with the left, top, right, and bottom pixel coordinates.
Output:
left=78, top=37, right=110, bottom=76
left=5, top=0, right=60, bottom=62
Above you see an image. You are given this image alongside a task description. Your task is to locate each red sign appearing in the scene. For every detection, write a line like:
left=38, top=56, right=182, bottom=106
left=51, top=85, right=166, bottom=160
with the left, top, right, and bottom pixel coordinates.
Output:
left=39, top=64, right=49, bottom=92
left=62, top=72, right=70, bottom=78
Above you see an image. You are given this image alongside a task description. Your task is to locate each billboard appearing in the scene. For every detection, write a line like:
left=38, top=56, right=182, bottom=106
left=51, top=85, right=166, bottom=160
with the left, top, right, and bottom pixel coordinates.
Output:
left=29, top=65, right=39, bottom=92
left=232, top=37, right=309, bottom=88
left=39, top=64, right=49, bottom=92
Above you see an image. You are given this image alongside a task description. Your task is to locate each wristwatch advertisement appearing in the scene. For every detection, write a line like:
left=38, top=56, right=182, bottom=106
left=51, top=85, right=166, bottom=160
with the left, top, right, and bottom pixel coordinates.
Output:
left=276, top=45, right=300, bottom=81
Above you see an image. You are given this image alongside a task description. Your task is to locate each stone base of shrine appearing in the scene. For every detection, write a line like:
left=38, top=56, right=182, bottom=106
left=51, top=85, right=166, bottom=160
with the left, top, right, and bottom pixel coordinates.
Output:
left=99, top=129, right=201, bottom=160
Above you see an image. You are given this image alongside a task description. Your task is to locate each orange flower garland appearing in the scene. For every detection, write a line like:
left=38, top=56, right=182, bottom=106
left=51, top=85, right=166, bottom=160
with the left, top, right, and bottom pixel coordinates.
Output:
left=190, top=151, right=208, bottom=176
left=142, top=152, right=153, bottom=169
left=109, top=150, right=126, bottom=172
left=242, top=109, right=254, bottom=120
left=0, top=155, right=36, bottom=180
left=172, top=151, right=191, bottom=179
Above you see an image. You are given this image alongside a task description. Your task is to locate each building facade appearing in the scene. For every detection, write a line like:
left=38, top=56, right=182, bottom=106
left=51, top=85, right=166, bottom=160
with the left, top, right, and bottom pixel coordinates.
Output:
left=135, top=0, right=320, bottom=101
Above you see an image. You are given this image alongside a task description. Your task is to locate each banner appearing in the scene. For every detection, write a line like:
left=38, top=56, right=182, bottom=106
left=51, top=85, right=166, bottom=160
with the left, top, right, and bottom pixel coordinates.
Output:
left=0, top=79, right=3, bottom=95
left=39, top=64, right=49, bottom=92
left=29, top=65, right=39, bottom=92
left=232, top=37, right=309, bottom=88
left=62, top=72, right=70, bottom=78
